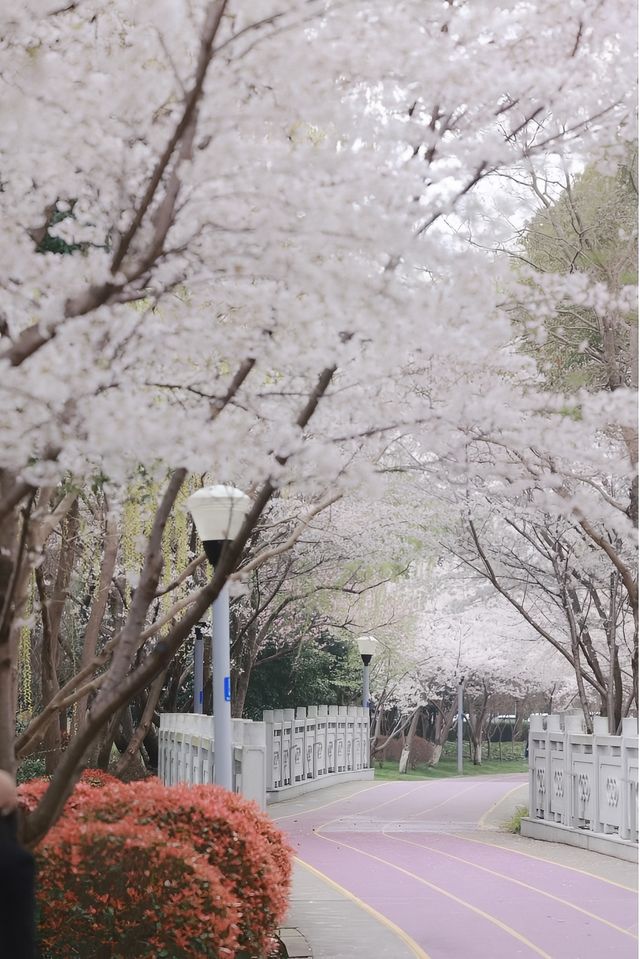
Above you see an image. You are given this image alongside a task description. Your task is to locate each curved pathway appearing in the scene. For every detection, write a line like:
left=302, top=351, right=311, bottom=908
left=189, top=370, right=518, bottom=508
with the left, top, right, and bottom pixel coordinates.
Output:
left=274, top=776, right=638, bottom=959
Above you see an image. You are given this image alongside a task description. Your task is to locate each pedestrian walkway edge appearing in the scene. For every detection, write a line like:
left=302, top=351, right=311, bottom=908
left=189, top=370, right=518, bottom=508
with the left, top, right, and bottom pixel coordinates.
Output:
left=278, top=926, right=313, bottom=958
left=293, top=856, right=431, bottom=959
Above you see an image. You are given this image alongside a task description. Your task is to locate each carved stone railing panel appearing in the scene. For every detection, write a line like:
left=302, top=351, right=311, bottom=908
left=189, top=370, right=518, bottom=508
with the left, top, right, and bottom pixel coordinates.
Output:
left=528, top=712, right=638, bottom=847
left=263, top=705, right=370, bottom=794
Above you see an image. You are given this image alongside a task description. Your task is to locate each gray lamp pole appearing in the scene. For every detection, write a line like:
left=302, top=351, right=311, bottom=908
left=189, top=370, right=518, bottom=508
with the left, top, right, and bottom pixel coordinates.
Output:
left=193, top=623, right=205, bottom=714
left=457, top=677, right=465, bottom=775
left=187, top=485, right=250, bottom=791
left=355, top=636, right=379, bottom=709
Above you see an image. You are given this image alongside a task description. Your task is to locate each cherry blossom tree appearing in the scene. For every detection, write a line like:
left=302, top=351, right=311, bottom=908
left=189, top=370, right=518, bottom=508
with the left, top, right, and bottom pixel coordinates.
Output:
left=357, top=559, right=569, bottom=768
left=0, top=0, right=635, bottom=843
left=391, top=581, right=575, bottom=765
left=400, top=155, right=639, bottom=733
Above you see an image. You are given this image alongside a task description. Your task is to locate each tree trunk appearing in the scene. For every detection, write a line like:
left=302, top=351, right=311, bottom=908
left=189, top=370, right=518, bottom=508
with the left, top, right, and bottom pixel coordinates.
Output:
left=232, top=616, right=262, bottom=718
left=232, top=638, right=254, bottom=718
left=371, top=703, right=384, bottom=764
left=163, top=659, right=183, bottom=714
left=37, top=501, right=80, bottom=773
left=203, top=674, right=213, bottom=715
left=115, top=672, right=165, bottom=778
left=96, top=706, right=127, bottom=771
left=399, top=707, right=421, bottom=774
left=76, top=507, right=118, bottom=731
left=466, top=687, right=490, bottom=766
left=144, top=723, right=159, bottom=770
left=623, top=316, right=638, bottom=527
left=611, top=644, right=623, bottom=733
left=426, top=697, right=456, bottom=766
left=0, top=471, right=20, bottom=775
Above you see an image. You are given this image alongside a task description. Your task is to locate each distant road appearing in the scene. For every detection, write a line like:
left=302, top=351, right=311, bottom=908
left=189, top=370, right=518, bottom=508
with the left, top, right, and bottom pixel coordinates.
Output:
left=275, top=775, right=638, bottom=959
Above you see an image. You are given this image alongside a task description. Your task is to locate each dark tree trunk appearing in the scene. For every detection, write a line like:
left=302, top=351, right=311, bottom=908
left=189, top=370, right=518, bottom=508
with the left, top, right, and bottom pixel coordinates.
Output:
left=37, top=501, right=80, bottom=774
left=466, top=687, right=490, bottom=766
left=143, top=723, right=159, bottom=769
left=0, top=472, right=20, bottom=776
left=399, top=707, right=421, bottom=773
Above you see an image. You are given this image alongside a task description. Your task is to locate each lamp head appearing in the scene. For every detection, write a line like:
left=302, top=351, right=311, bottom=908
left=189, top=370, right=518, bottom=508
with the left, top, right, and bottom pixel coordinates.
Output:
left=186, top=485, right=251, bottom=564
left=356, top=635, right=379, bottom=664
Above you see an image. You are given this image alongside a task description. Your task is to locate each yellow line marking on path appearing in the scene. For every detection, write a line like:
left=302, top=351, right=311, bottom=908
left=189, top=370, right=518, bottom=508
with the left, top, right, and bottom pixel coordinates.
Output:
left=386, top=831, right=637, bottom=941
left=314, top=829, right=553, bottom=959
left=477, top=782, right=528, bottom=829
left=443, top=831, right=638, bottom=893
left=271, top=780, right=386, bottom=823
left=294, top=856, right=432, bottom=959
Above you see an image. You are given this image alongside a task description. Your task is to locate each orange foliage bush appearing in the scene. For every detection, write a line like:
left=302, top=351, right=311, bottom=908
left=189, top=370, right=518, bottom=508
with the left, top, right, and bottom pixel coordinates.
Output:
left=37, top=818, right=239, bottom=959
left=18, top=767, right=121, bottom=813
left=77, top=780, right=292, bottom=956
left=21, top=774, right=292, bottom=959
left=219, top=789, right=292, bottom=889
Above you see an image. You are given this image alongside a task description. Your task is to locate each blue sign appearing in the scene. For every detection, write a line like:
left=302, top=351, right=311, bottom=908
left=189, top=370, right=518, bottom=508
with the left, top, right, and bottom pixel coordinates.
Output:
left=224, top=676, right=231, bottom=702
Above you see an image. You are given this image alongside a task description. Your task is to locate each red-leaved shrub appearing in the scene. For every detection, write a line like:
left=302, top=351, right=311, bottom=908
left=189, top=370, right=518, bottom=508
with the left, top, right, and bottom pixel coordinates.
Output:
left=37, top=818, right=240, bottom=959
left=23, top=774, right=293, bottom=959
left=219, top=789, right=293, bottom=888
left=18, top=768, right=121, bottom=814
left=76, top=780, right=292, bottom=956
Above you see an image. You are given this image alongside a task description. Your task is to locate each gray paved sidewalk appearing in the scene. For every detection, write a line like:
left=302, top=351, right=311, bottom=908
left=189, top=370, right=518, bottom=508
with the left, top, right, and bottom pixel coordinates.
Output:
left=282, top=860, right=419, bottom=959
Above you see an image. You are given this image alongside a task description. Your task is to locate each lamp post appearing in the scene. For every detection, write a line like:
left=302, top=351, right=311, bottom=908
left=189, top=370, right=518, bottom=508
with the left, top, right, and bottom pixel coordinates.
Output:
left=193, top=623, right=206, bottom=714
left=186, top=485, right=250, bottom=790
left=356, top=635, right=379, bottom=709
left=457, top=677, right=465, bottom=775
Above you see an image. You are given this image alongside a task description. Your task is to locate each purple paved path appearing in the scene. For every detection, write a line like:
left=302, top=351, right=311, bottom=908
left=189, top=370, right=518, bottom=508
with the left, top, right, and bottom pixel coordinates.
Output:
left=276, top=776, right=638, bottom=959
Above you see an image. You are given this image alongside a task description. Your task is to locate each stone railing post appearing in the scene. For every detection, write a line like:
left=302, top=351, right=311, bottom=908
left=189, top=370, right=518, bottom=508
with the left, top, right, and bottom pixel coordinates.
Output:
left=529, top=713, right=547, bottom=820
left=306, top=706, right=318, bottom=781
left=336, top=706, right=346, bottom=772
left=327, top=706, right=338, bottom=772
left=592, top=715, right=610, bottom=833
left=563, top=712, right=584, bottom=828
left=282, top=709, right=295, bottom=786
left=317, top=705, right=328, bottom=776
left=547, top=713, right=566, bottom=824
left=362, top=706, right=370, bottom=768
left=263, top=709, right=280, bottom=790
left=232, top=719, right=266, bottom=808
left=293, top=708, right=306, bottom=783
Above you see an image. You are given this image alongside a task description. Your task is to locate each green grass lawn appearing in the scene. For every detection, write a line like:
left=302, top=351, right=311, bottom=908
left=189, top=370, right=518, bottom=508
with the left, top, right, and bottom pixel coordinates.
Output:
left=374, top=742, right=528, bottom=781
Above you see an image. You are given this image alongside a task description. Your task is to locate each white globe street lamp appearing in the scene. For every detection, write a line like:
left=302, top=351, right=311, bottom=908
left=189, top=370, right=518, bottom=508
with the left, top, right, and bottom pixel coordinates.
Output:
left=355, top=635, right=379, bottom=709
left=187, top=485, right=251, bottom=790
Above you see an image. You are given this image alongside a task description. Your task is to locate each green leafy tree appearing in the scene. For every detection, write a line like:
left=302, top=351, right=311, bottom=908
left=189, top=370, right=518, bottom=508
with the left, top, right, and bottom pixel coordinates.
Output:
left=516, top=150, right=637, bottom=394
left=243, top=635, right=362, bottom=719
left=513, top=149, right=638, bottom=529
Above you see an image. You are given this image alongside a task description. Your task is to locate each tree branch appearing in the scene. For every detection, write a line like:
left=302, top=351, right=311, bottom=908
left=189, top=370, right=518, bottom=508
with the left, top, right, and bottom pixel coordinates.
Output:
left=22, top=366, right=336, bottom=846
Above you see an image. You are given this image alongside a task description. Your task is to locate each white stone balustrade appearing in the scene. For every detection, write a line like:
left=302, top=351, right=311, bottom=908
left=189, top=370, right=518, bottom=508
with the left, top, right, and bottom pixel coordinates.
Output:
left=263, top=705, right=373, bottom=800
left=158, top=705, right=374, bottom=808
left=158, top=712, right=267, bottom=808
left=523, top=712, right=638, bottom=861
